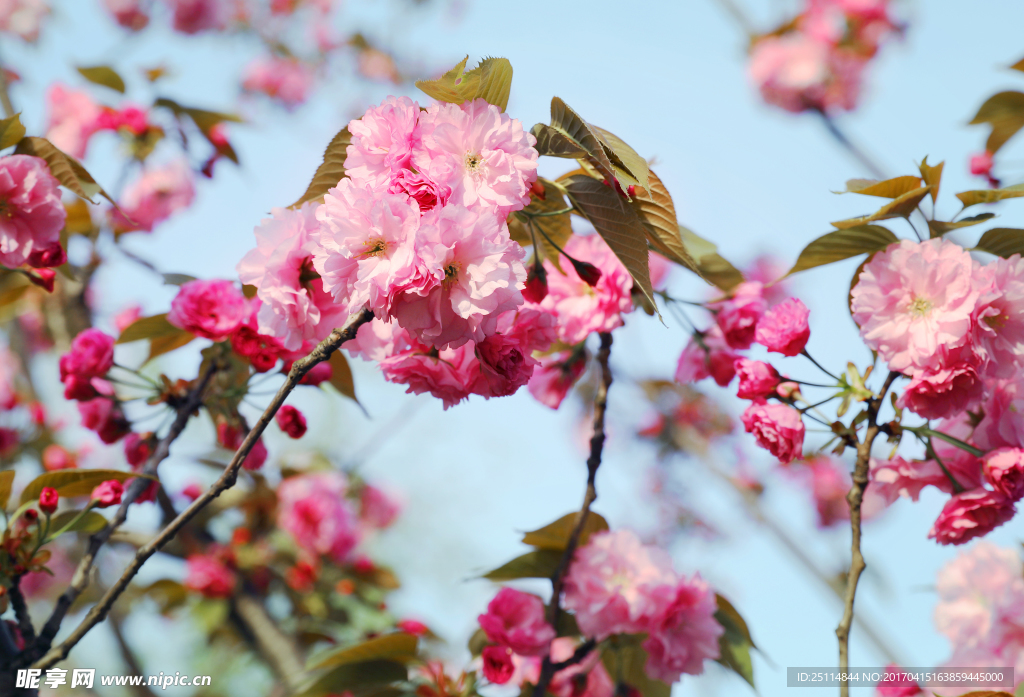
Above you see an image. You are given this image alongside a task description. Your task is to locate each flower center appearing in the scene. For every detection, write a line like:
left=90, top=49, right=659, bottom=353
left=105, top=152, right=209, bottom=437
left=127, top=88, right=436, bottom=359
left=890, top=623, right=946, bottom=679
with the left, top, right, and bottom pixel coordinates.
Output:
left=363, top=238, right=388, bottom=258
left=464, top=152, right=481, bottom=173
left=985, top=310, right=1009, bottom=331
left=908, top=297, right=933, bottom=318
left=443, top=262, right=461, bottom=286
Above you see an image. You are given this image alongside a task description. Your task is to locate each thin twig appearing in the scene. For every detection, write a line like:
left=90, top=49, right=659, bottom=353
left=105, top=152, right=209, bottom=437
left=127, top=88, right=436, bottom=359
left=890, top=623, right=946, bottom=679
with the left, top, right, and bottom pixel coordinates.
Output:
left=837, top=370, right=898, bottom=697
left=29, top=308, right=373, bottom=670
left=533, top=332, right=614, bottom=697
left=108, top=610, right=159, bottom=697
left=232, top=594, right=307, bottom=692
left=817, top=112, right=887, bottom=179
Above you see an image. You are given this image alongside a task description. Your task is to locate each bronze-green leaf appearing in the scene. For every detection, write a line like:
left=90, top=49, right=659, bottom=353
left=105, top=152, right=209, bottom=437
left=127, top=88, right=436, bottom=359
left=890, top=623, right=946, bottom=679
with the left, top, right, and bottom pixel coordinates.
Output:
left=117, top=313, right=180, bottom=343
left=919, top=156, right=944, bottom=204
left=679, top=227, right=744, bottom=291
left=839, top=175, right=923, bottom=199
left=601, top=637, right=671, bottom=697
left=630, top=169, right=698, bottom=273
left=49, top=510, right=109, bottom=534
left=715, top=594, right=756, bottom=688
left=77, top=65, right=126, bottom=93
left=969, top=91, right=1024, bottom=154
left=289, top=126, right=351, bottom=209
left=20, top=469, right=142, bottom=505
left=140, top=579, right=189, bottom=615
left=483, top=549, right=562, bottom=581
left=831, top=186, right=931, bottom=229
left=521, top=511, right=609, bottom=551
left=297, top=660, right=407, bottom=697
left=956, top=183, right=1024, bottom=209
left=0, top=470, right=13, bottom=510
left=147, top=330, right=196, bottom=363
left=14, top=137, right=115, bottom=205
left=974, top=228, right=1024, bottom=258
left=0, top=113, right=25, bottom=150
left=593, top=126, right=650, bottom=194
left=928, top=213, right=995, bottom=237
left=531, top=123, right=588, bottom=159
left=535, top=98, right=616, bottom=184
left=787, top=225, right=898, bottom=276
left=327, top=350, right=358, bottom=403
left=508, top=179, right=572, bottom=272
left=414, top=56, right=513, bottom=112
left=308, top=634, right=418, bottom=671
left=563, top=175, right=656, bottom=309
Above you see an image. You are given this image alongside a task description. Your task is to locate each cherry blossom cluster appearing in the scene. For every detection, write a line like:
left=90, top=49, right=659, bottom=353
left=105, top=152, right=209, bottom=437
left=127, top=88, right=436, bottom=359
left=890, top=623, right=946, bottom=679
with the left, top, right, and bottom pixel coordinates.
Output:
left=747, top=0, right=900, bottom=114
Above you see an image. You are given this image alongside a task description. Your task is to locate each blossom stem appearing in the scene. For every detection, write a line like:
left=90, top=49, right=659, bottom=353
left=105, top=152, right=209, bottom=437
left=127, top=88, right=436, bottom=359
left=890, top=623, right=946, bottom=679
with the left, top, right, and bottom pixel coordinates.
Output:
left=910, top=426, right=984, bottom=458
left=836, top=370, right=898, bottom=697
left=923, top=437, right=966, bottom=495
left=801, top=349, right=841, bottom=381
left=523, top=206, right=574, bottom=218
left=817, top=112, right=887, bottom=179
left=26, top=308, right=374, bottom=672
left=529, top=218, right=586, bottom=268
left=533, top=332, right=614, bottom=697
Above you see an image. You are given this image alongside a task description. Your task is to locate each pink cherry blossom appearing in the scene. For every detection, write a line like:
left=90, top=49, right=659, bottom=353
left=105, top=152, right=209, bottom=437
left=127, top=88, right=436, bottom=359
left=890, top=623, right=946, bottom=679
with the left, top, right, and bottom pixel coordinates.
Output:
left=113, top=160, right=196, bottom=233
left=230, top=300, right=286, bottom=372
left=675, top=326, right=740, bottom=387
left=91, top=479, right=124, bottom=507
left=972, top=254, right=1024, bottom=378
left=974, top=377, right=1024, bottom=451
left=78, top=398, right=130, bottom=444
left=528, top=349, right=587, bottom=410
left=102, top=0, right=149, bottom=30
left=44, top=84, right=102, bottom=159
left=0, top=0, right=48, bottom=41
left=242, top=56, right=314, bottom=108
left=359, top=485, right=400, bottom=529
left=741, top=402, right=805, bottom=464
left=0, top=155, right=66, bottom=269
left=415, top=98, right=538, bottom=217
left=387, top=167, right=451, bottom=211
left=59, top=329, right=115, bottom=382
left=563, top=529, right=678, bottom=639
left=735, top=359, right=781, bottom=400
left=276, top=472, right=360, bottom=563
left=540, top=234, right=632, bottom=345
left=113, top=304, right=142, bottom=333
left=481, top=645, right=514, bottom=684
left=970, top=152, right=995, bottom=177
left=754, top=297, right=810, bottom=356
left=344, top=96, right=421, bottom=188
left=852, top=238, right=979, bottom=373
left=275, top=405, right=307, bottom=439
left=168, top=279, right=247, bottom=341
left=712, top=282, right=767, bottom=350
left=184, top=553, right=236, bottom=598
left=928, top=489, right=1016, bottom=546
left=478, top=588, right=555, bottom=657
left=642, top=574, right=722, bottom=683
left=895, top=361, right=984, bottom=420
left=870, top=456, right=953, bottom=505
left=163, top=0, right=228, bottom=34
left=983, top=448, right=1024, bottom=501
left=748, top=33, right=865, bottom=113
left=238, top=202, right=349, bottom=351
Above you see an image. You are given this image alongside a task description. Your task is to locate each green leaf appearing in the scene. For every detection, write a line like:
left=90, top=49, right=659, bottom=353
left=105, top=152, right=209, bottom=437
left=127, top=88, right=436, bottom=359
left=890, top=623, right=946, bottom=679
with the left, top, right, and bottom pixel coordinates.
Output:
left=715, top=594, right=756, bottom=689
left=0, top=470, right=13, bottom=510
left=919, top=156, right=944, bottom=204
left=308, top=634, right=418, bottom=671
left=297, top=660, right=408, bottom=697
left=327, top=350, right=358, bottom=403
left=192, top=597, right=229, bottom=634
left=49, top=510, right=109, bottom=534
left=533, top=98, right=616, bottom=184
left=140, top=579, right=189, bottom=614
left=956, top=183, right=1024, bottom=209
left=522, top=511, right=609, bottom=551
left=508, top=178, right=572, bottom=272
left=20, top=469, right=142, bottom=505
left=117, top=313, right=180, bottom=343
left=289, top=126, right=351, bottom=209
left=928, top=213, right=995, bottom=237
left=974, top=228, right=1024, bottom=258
left=414, top=56, right=514, bottom=112
left=483, top=549, right=562, bottom=581
left=969, top=91, right=1024, bottom=154
left=77, top=65, right=126, bottom=93
left=154, top=98, right=243, bottom=132
left=630, top=169, right=698, bottom=274
left=593, top=126, right=650, bottom=194
left=162, top=273, right=197, bottom=286
left=839, top=175, right=923, bottom=198
left=787, top=225, right=899, bottom=276
left=601, top=636, right=671, bottom=697
left=831, top=186, right=931, bottom=229
left=147, top=330, right=195, bottom=362
left=679, top=227, right=744, bottom=291
left=0, top=113, right=25, bottom=150
left=563, top=174, right=657, bottom=310
left=14, top=137, right=115, bottom=205
left=531, top=124, right=588, bottom=159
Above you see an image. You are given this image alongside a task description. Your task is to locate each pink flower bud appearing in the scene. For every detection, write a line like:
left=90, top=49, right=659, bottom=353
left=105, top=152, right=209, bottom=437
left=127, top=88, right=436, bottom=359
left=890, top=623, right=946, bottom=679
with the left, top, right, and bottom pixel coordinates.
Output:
left=970, top=151, right=994, bottom=176
left=481, top=645, right=514, bottom=685
left=91, top=479, right=124, bottom=508
left=522, top=264, right=548, bottom=303
left=398, top=619, right=429, bottom=636
left=982, top=448, right=1024, bottom=501
left=27, top=269, right=55, bottom=293
left=38, top=487, right=58, bottom=515
left=571, top=259, right=603, bottom=287
left=928, top=488, right=1016, bottom=546
left=243, top=438, right=267, bottom=471
left=26, top=242, right=66, bottom=269
left=741, top=402, right=805, bottom=464
left=275, top=405, right=307, bottom=439
left=41, top=445, right=75, bottom=471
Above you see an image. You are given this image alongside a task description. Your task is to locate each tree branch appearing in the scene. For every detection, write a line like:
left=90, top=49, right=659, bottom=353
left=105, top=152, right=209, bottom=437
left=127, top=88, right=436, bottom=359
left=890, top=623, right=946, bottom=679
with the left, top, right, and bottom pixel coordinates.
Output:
left=29, top=308, right=373, bottom=670
left=533, top=332, right=613, bottom=697
left=232, top=594, right=306, bottom=692
left=8, top=577, right=34, bottom=645
left=108, top=610, right=159, bottom=697
left=836, top=370, right=898, bottom=697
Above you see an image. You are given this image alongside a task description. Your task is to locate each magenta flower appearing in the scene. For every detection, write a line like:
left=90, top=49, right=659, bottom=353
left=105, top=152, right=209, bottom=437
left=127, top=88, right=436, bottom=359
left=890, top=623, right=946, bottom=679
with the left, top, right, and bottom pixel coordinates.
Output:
left=276, top=472, right=360, bottom=563
left=928, top=489, right=1016, bottom=546
left=44, top=84, right=102, bottom=159
left=755, top=297, right=810, bottom=356
left=91, top=479, right=125, bottom=508
left=113, top=160, right=195, bottom=233
left=895, top=360, right=984, bottom=421
left=165, top=0, right=228, bottom=34
left=59, top=329, right=115, bottom=385
left=675, top=326, right=740, bottom=387
left=478, top=588, right=555, bottom=657
left=734, top=358, right=781, bottom=400
left=528, top=350, right=587, bottom=410
left=0, top=155, right=66, bottom=269
left=712, top=282, right=767, bottom=350
left=184, top=554, right=236, bottom=599
left=741, top=402, right=805, bottom=464
left=275, top=405, right=307, bottom=439
left=983, top=448, right=1024, bottom=501
left=78, top=398, right=130, bottom=444
left=481, top=645, right=515, bottom=684
left=168, top=279, right=247, bottom=341
left=642, top=574, right=722, bottom=683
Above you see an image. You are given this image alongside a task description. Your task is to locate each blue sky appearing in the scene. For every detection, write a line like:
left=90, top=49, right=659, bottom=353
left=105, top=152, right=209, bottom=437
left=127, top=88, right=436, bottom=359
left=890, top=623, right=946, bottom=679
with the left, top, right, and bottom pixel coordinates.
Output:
left=11, top=0, right=1024, bottom=695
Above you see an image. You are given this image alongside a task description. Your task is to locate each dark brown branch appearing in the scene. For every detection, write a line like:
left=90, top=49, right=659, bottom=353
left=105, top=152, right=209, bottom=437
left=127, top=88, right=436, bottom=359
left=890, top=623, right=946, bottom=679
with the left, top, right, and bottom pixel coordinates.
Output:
left=30, top=308, right=373, bottom=670
left=533, top=332, right=613, bottom=697
left=836, top=370, right=898, bottom=697
left=9, top=577, right=34, bottom=644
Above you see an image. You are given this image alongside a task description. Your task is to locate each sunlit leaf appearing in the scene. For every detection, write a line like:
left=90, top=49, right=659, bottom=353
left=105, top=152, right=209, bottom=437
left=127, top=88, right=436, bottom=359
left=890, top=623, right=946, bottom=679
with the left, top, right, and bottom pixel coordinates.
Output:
left=839, top=175, right=922, bottom=199
left=716, top=593, right=756, bottom=688
left=630, top=169, right=698, bottom=273
left=831, top=187, right=931, bottom=229
left=77, top=65, right=126, bottom=93
left=974, top=228, right=1024, bottom=258
left=928, top=213, right=995, bottom=237
left=679, top=227, right=744, bottom=291
left=919, top=156, right=944, bottom=204
left=289, top=126, right=351, bottom=209
left=482, top=549, right=562, bottom=581
left=162, top=273, right=197, bottom=286
left=64, top=199, right=94, bottom=236
left=297, top=660, right=407, bottom=697
left=147, top=330, right=196, bottom=362
left=956, top=183, right=1024, bottom=209
left=327, top=350, right=358, bottom=403
left=0, top=113, right=25, bottom=150
left=533, top=98, right=616, bottom=184
left=14, top=137, right=115, bottom=205
left=20, top=469, right=143, bottom=505
left=601, top=636, right=671, bottom=697
left=521, top=511, right=609, bottom=550
left=787, top=225, right=898, bottom=276
left=140, top=579, right=189, bottom=615
left=414, top=56, right=513, bottom=112
left=508, top=178, right=572, bottom=272
left=0, top=470, right=14, bottom=510
left=117, top=314, right=180, bottom=343
left=969, top=91, right=1024, bottom=154
left=471, top=57, right=514, bottom=113
left=593, top=126, right=650, bottom=194
left=49, top=510, right=109, bottom=534
left=563, top=175, right=656, bottom=310
left=308, top=634, right=418, bottom=671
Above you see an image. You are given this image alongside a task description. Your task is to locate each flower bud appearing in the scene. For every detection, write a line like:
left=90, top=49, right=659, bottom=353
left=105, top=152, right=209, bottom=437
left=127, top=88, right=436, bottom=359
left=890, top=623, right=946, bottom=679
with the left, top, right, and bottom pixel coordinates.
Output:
left=572, top=259, right=602, bottom=287
left=523, top=263, right=548, bottom=303
left=38, top=487, right=58, bottom=515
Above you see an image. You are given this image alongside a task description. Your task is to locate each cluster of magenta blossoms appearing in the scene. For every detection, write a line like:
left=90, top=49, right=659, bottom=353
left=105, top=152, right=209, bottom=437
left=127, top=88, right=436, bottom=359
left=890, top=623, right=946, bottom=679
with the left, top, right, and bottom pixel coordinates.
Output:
left=855, top=237, right=1024, bottom=544
left=476, top=530, right=721, bottom=693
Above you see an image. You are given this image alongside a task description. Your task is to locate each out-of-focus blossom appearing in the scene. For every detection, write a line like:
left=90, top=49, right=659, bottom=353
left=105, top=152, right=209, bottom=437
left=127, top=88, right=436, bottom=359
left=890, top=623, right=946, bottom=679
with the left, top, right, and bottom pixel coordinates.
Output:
left=528, top=349, right=587, bottom=410
left=163, top=0, right=228, bottom=34
left=712, top=282, right=767, bottom=350
left=44, top=84, right=102, bottom=158
left=242, top=56, right=314, bottom=108
left=184, top=553, right=236, bottom=598
left=113, top=160, right=196, bottom=233
left=675, top=326, right=740, bottom=388
left=359, top=485, right=400, bottom=529
left=276, top=472, right=360, bottom=563
left=642, top=574, right=722, bottom=683
left=275, top=404, right=307, bottom=438
left=102, top=0, right=149, bottom=30
left=91, top=479, right=124, bottom=508
left=0, top=0, right=48, bottom=42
